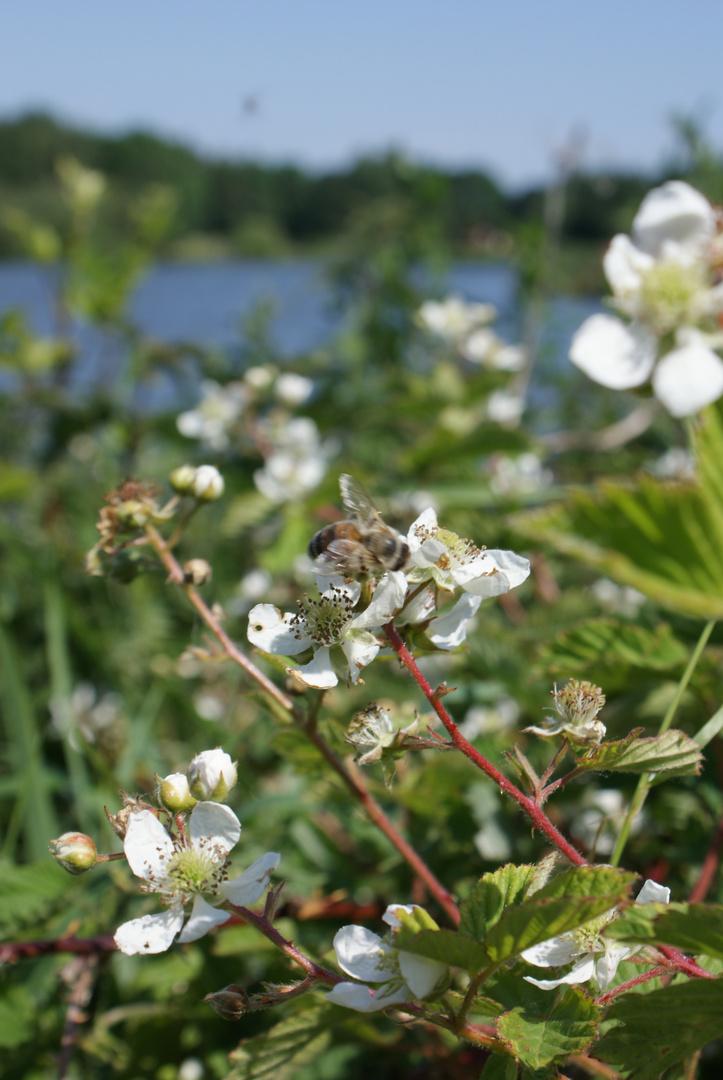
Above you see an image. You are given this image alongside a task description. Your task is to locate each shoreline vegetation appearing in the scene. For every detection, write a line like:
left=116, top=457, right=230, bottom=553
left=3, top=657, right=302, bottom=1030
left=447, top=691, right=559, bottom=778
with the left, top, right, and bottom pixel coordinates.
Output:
left=0, top=111, right=720, bottom=294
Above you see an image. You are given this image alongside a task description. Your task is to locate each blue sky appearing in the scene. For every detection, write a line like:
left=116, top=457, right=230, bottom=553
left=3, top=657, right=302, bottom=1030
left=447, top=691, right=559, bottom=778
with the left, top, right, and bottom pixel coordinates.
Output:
left=2, top=0, right=721, bottom=189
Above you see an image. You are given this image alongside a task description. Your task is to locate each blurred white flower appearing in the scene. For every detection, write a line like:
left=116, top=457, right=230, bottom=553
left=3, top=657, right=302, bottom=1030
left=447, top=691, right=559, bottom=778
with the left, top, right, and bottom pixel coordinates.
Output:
left=114, top=804, right=279, bottom=955
left=648, top=446, right=695, bottom=480
left=274, top=372, right=314, bottom=406
left=244, top=365, right=276, bottom=391
left=49, top=682, right=123, bottom=749
left=570, top=787, right=643, bottom=857
left=191, top=465, right=225, bottom=501
left=489, top=452, right=553, bottom=497
left=458, top=696, right=520, bottom=739
left=487, top=389, right=526, bottom=424
left=417, top=296, right=496, bottom=343
left=254, top=417, right=336, bottom=503
left=523, top=879, right=670, bottom=991
left=569, top=180, right=723, bottom=417
left=177, top=380, right=248, bottom=450
left=591, top=578, right=646, bottom=617
left=325, top=904, right=448, bottom=1013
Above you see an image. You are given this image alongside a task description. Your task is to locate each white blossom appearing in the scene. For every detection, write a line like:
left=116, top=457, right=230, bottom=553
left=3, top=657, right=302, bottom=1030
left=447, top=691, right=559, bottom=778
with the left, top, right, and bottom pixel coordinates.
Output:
left=406, top=508, right=530, bottom=598
left=247, top=572, right=408, bottom=688
left=569, top=180, right=723, bottom=417
left=274, top=372, right=314, bottom=406
left=177, top=380, right=248, bottom=450
left=325, top=904, right=449, bottom=1013
left=417, top=296, right=496, bottom=343
left=114, top=804, right=279, bottom=955
left=191, top=465, right=225, bottom=501
left=187, top=749, right=237, bottom=802
left=254, top=417, right=336, bottom=503
left=522, top=879, right=670, bottom=991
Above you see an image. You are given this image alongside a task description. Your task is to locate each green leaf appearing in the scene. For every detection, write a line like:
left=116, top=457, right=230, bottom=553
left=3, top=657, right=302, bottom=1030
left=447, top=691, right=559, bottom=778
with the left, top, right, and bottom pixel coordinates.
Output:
left=511, top=402, right=723, bottom=619
left=574, top=729, right=703, bottom=777
left=607, top=902, right=723, bottom=961
left=459, top=863, right=538, bottom=940
left=595, top=980, right=723, bottom=1080
left=536, top=618, right=687, bottom=686
left=227, top=1005, right=334, bottom=1080
left=392, top=928, right=491, bottom=973
left=496, top=986, right=600, bottom=1069
left=481, top=1053, right=519, bottom=1080
left=0, top=986, right=35, bottom=1048
left=482, top=867, right=635, bottom=963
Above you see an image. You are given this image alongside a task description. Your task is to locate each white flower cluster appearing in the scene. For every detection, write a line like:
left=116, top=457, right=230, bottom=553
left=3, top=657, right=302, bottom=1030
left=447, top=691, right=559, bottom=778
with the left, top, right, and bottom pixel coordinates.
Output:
left=569, top=180, right=723, bottom=417
left=114, top=749, right=280, bottom=956
left=417, top=296, right=527, bottom=373
left=247, top=506, right=530, bottom=689
left=254, top=416, right=336, bottom=503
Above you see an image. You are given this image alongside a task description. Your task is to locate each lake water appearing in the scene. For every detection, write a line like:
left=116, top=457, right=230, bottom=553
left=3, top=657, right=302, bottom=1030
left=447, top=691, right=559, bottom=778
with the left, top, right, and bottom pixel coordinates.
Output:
left=0, top=259, right=601, bottom=409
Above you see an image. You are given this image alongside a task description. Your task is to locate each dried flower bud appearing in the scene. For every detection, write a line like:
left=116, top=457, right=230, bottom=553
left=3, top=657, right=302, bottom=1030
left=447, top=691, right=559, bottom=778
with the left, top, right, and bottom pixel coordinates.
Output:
left=183, top=559, right=212, bottom=586
left=156, top=772, right=198, bottom=813
left=188, top=748, right=237, bottom=802
left=170, top=464, right=198, bottom=495
left=203, top=985, right=249, bottom=1020
left=192, top=465, right=224, bottom=501
left=49, top=832, right=97, bottom=874
left=105, top=793, right=158, bottom=839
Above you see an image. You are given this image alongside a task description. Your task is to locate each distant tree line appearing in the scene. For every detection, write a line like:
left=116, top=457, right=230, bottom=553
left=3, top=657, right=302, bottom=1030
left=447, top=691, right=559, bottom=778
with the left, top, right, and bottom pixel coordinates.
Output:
left=0, top=111, right=715, bottom=261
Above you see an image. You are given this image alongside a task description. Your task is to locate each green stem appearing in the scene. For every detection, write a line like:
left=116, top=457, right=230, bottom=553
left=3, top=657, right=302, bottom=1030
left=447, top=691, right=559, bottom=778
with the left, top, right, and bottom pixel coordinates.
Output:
left=610, top=618, right=715, bottom=867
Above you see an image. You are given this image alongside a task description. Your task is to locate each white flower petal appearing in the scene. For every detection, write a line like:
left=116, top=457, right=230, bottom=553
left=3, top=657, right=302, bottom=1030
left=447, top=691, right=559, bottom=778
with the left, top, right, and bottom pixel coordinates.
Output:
left=382, top=904, right=415, bottom=928
left=220, top=851, right=281, bottom=906
left=332, top=925, right=397, bottom=982
left=570, top=314, right=657, bottom=390
left=351, top=571, right=408, bottom=629
left=603, top=234, right=654, bottom=295
left=524, top=954, right=596, bottom=990
left=521, top=932, right=581, bottom=968
left=428, top=594, right=482, bottom=649
left=406, top=509, right=439, bottom=557
left=652, top=342, right=723, bottom=417
left=189, top=802, right=241, bottom=856
left=633, top=180, right=715, bottom=264
left=481, top=549, right=531, bottom=590
left=398, top=951, right=448, bottom=998
left=123, top=810, right=174, bottom=881
left=287, top=645, right=338, bottom=688
left=594, top=943, right=631, bottom=991
left=636, top=880, right=671, bottom=905
left=114, top=905, right=185, bottom=955
left=247, top=604, right=310, bottom=656
left=178, top=894, right=231, bottom=943
left=325, top=979, right=410, bottom=1012
left=341, top=634, right=380, bottom=683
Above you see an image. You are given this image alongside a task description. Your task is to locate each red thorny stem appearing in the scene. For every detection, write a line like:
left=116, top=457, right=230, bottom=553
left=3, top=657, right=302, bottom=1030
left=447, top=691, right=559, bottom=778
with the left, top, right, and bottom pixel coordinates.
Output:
left=384, top=621, right=587, bottom=866
left=144, top=523, right=461, bottom=926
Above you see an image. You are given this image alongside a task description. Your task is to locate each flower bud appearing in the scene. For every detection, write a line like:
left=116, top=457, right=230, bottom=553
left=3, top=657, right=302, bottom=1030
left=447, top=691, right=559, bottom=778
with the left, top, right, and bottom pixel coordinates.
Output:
left=183, top=558, right=212, bottom=586
left=191, top=465, right=225, bottom=501
left=203, top=985, right=248, bottom=1020
left=49, top=832, right=97, bottom=874
left=188, top=748, right=237, bottom=802
left=170, top=464, right=198, bottom=495
left=156, top=772, right=198, bottom=813
left=114, top=499, right=152, bottom=528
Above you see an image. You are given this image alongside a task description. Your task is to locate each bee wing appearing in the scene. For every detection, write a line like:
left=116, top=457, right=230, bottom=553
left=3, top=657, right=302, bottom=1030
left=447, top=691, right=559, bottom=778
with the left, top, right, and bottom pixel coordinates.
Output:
left=312, top=537, right=361, bottom=576
left=339, top=474, right=379, bottom=524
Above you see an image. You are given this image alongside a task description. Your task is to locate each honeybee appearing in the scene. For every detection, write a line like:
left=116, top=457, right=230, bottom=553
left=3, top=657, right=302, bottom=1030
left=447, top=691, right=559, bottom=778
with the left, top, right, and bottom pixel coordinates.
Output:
left=308, top=474, right=410, bottom=579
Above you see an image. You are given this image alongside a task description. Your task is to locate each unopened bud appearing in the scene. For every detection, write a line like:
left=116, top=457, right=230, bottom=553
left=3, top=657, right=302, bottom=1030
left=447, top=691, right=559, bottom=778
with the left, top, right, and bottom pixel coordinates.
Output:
left=115, top=499, right=152, bottom=528
left=192, top=465, right=224, bottom=501
left=170, top=464, right=198, bottom=495
left=203, top=984, right=249, bottom=1020
left=49, top=832, right=97, bottom=874
left=188, top=748, right=237, bottom=802
left=156, top=772, right=198, bottom=813
left=183, top=559, right=212, bottom=586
